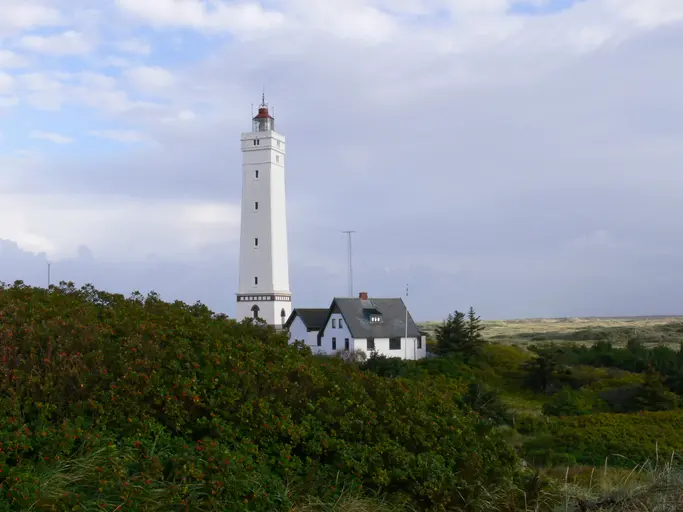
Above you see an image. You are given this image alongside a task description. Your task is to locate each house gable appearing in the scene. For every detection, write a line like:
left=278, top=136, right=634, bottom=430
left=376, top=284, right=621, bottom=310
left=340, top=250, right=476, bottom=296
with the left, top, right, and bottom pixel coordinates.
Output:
left=285, top=308, right=328, bottom=331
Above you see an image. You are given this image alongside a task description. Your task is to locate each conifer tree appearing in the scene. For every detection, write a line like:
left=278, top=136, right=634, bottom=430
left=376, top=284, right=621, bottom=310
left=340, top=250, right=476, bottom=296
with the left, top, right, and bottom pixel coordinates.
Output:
left=435, top=310, right=467, bottom=357
left=436, top=307, right=486, bottom=360
left=465, top=306, right=485, bottom=356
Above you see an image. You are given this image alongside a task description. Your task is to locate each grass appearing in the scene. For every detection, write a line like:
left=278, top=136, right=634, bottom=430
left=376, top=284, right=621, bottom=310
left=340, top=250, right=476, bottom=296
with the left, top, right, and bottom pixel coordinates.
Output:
left=291, top=488, right=416, bottom=512
left=288, top=459, right=683, bottom=512
left=419, top=316, right=683, bottom=349
left=552, top=453, right=683, bottom=512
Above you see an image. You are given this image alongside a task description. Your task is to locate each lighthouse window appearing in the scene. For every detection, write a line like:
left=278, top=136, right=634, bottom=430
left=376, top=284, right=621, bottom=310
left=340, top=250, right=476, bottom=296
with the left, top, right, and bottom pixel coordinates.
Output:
left=254, top=237, right=259, bottom=247
left=254, top=201, right=259, bottom=210
left=254, top=276, right=258, bottom=286
left=254, top=170, right=259, bottom=179
left=276, top=155, right=280, bottom=163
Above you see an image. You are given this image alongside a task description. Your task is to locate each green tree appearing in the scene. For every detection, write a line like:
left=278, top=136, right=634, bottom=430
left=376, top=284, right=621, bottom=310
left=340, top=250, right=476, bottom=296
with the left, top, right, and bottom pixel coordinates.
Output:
left=466, top=306, right=486, bottom=355
left=523, top=355, right=558, bottom=394
left=461, top=382, right=510, bottom=425
left=542, top=387, right=595, bottom=417
left=435, top=310, right=467, bottom=357
left=435, top=307, right=486, bottom=360
left=633, top=365, right=678, bottom=412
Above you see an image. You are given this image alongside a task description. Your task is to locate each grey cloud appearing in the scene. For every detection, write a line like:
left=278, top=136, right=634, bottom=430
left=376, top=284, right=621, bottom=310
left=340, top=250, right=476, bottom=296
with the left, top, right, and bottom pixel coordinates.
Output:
left=3, top=18, right=683, bottom=320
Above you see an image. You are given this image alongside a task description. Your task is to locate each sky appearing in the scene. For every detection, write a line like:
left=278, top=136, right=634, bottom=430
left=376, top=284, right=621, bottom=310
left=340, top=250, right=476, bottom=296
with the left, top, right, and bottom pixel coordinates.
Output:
left=1, top=0, right=683, bottom=321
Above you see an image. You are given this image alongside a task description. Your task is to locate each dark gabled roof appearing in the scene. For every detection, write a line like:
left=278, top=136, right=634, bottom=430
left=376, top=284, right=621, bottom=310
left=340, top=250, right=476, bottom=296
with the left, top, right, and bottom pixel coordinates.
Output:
left=320, top=297, right=422, bottom=339
left=284, top=308, right=328, bottom=330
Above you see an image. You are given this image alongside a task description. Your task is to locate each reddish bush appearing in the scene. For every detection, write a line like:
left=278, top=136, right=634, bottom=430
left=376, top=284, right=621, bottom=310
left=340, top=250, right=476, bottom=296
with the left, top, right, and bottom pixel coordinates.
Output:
left=0, top=281, right=522, bottom=510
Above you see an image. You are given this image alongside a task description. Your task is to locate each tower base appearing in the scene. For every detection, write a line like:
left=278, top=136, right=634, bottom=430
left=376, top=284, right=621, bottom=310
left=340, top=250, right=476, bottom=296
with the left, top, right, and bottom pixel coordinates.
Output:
left=236, top=293, right=292, bottom=327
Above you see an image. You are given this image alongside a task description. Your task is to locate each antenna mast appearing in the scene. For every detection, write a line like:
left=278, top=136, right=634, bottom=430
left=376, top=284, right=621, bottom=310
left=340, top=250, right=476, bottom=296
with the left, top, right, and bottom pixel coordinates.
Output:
left=342, top=231, right=355, bottom=297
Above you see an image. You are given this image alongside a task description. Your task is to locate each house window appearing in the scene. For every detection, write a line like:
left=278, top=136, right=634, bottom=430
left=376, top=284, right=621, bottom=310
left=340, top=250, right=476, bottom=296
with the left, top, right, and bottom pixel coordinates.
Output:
left=255, top=170, right=259, bottom=179
left=317, top=336, right=321, bottom=347
left=254, top=238, right=259, bottom=247
left=389, top=337, right=401, bottom=350
left=344, top=338, right=349, bottom=350
left=367, top=338, right=375, bottom=350
left=254, top=201, right=259, bottom=210
left=339, top=319, right=344, bottom=329
left=417, top=337, right=423, bottom=349
left=254, top=276, right=258, bottom=286
left=332, top=319, right=336, bottom=328
left=332, top=337, right=337, bottom=350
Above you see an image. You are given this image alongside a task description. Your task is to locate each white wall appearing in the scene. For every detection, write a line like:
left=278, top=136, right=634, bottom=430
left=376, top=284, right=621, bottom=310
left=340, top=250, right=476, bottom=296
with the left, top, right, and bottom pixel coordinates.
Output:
left=236, top=127, right=291, bottom=325
left=287, top=316, right=319, bottom=348
left=354, top=336, right=427, bottom=360
left=318, top=312, right=353, bottom=355
left=235, top=295, right=291, bottom=328
left=318, top=313, right=428, bottom=360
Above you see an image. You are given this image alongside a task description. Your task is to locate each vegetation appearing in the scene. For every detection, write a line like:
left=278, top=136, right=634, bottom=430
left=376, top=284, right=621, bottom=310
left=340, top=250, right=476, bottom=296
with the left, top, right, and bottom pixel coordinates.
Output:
left=0, top=282, right=537, bottom=511
left=3, top=282, right=683, bottom=511
left=434, top=307, right=485, bottom=360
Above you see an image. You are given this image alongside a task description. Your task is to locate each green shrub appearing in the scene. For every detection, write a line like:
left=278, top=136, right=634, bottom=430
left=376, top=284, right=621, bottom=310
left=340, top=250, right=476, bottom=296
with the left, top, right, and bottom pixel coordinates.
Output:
left=522, top=410, right=683, bottom=467
left=0, top=281, right=523, bottom=511
left=541, top=387, right=597, bottom=417
left=513, top=414, right=548, bottom=436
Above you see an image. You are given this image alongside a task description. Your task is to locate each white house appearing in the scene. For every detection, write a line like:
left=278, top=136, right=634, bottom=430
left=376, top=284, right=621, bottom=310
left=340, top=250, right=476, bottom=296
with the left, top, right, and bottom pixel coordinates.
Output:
left=283, top=308, right=328, bottom=347
left=286, top=292, right=427, bottom=360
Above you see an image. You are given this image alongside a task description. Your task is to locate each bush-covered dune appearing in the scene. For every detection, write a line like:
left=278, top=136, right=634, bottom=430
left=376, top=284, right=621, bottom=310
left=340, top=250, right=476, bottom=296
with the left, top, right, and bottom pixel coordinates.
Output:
left=524, top=410, right=683, bottom=467
left=0, top=282, right=526, bottom=511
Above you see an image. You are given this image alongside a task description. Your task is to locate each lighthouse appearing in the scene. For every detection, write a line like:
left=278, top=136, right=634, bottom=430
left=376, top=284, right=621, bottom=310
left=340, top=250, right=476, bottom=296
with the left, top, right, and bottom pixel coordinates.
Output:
left=235, top=95, right=292, bottom=327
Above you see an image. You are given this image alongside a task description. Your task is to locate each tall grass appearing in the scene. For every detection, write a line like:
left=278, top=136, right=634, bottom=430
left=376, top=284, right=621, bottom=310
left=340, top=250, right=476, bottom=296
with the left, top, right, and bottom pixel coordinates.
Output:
left=552, top=452, right=683, bottom=512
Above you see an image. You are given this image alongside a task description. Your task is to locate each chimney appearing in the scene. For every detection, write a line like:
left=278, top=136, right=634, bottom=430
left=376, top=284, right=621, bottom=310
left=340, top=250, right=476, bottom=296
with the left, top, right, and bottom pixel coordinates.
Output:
left=358, top=292, right=368, bottom=300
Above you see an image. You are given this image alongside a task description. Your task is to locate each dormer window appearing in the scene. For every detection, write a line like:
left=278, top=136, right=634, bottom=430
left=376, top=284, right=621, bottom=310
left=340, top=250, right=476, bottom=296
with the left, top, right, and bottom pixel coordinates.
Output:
left=370, top=315, right=382, bottom=323
left=332, top=319, right=336, bottom=328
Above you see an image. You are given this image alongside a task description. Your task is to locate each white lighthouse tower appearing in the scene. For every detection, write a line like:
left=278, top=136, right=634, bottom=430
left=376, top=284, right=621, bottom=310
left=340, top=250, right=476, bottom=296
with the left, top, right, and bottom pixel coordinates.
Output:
left=235, top=95, right=292, bottom=327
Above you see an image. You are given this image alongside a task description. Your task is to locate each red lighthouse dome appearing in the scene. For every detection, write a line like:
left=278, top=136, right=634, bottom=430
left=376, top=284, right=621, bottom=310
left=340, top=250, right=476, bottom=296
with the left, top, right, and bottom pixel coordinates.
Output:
left=253, top=94, right=274, bottom=132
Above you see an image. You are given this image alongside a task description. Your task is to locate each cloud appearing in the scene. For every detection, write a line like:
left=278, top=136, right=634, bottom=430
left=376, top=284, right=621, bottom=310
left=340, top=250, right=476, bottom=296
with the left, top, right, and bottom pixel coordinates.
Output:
left=0, top=50, right=30, bottom=68
left=0, top=1, right=62, bottom=35
left=0, top=96, right=19, bottom=107
left=88, top=130, right=147, bottom=143
left=115, top=0, right=286, bottom=34
left=15, top=71, right=168, bottom=114
left=0, top=73, right=15, bottom=94
left=17, top=30, right=93, bottom=55
left=115, top=38, right=152, bottom=55
left=30, top=131, right=74, bottom=144
left=2, top=0, right=683, bottom=320
left=124, top=65, right=175, bottom=90
left=0, top=193, right=241, bottom=260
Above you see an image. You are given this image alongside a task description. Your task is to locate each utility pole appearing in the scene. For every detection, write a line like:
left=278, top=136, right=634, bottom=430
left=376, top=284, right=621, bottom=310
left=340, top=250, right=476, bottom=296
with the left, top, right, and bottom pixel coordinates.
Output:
left=405, top=283, right=408, bottom=360
left=342, top=231, right=355, bottom=297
